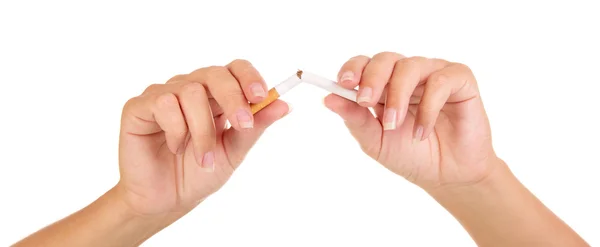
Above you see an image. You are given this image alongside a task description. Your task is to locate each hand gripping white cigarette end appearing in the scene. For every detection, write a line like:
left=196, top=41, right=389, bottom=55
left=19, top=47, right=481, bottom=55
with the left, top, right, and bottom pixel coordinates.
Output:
left=299, top=71, right=358, bottom=102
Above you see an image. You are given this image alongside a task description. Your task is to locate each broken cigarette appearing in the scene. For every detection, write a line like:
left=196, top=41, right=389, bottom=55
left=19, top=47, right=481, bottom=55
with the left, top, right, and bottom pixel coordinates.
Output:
left=250, top=70, right=303, bottom=114
left=299, top=71, right=358, bottom=102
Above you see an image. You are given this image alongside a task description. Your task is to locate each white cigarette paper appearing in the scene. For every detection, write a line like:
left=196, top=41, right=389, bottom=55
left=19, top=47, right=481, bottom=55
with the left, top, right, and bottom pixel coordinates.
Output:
left=300, top=71, right=358, bottom=102
left=249, top=72, right=301, bottom=114
left=273, top=73, right=302, bottom=95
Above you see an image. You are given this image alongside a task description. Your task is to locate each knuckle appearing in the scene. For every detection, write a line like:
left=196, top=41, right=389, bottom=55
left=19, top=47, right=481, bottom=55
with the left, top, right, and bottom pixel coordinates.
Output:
left=405, top=56, right=427, bottom=65
left=142, top=83, right=163, bottom=94
left=454, top=62, right=473, bottom=74
left=180, top=82, right=206, bottom=96
left=167, top=74, right=187, bottom=83
left=373, top=51, right=399, bottom=60
left=190, top=66, right=228, bottom=82
left=232, top=62, right=259, bottom=79
left=396, top=56, right=425, bottom=70
left=204, top=65, right=226, bottom=75
left=229, top=58, right=251, bottom=67
left=155, top=92, right=178, bottom=108
left=204, top=66, right=229, bottom=81
left=122, top=96, right=142, bottom=112
left=429, top=73, right=450, bottom=86
left=349, top=55, right=370, bottom=63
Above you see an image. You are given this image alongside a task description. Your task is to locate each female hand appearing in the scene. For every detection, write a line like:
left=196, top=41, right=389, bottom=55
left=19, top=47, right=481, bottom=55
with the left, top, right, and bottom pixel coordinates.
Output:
left=324, top=52, right=496, bottom=189
left=117, top=59, right=290, bottom=216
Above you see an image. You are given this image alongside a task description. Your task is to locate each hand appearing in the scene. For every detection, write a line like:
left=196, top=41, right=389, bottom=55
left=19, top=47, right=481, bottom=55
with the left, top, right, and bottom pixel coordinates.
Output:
left=116, top=59, right=290, bottom=216
left=324, top=52, right=496, bottom=189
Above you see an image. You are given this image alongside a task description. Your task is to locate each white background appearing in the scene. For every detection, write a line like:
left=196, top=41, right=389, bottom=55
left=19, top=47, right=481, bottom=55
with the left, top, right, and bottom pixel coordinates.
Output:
left=1, top=1, right=599, bottom=246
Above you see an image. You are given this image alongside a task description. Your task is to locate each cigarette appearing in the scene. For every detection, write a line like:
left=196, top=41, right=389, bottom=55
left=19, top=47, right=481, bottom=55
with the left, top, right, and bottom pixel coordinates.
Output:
left=299, top=71, right=358, bottom=102
left=249, top=70, right=302, bottom=114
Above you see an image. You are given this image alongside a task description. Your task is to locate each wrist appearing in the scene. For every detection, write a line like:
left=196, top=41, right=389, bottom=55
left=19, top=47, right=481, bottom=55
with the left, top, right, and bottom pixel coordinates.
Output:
left=425, top=158, right=589, bottom=246
left=94, top=184, right=196, bottom=246
left=12, top=186, right=174, bottom=247
left=108, top=184, right=194, bottom=242
left=425, top=157, right=511, bottom=201
left=94, top=186, right=168, bottom=246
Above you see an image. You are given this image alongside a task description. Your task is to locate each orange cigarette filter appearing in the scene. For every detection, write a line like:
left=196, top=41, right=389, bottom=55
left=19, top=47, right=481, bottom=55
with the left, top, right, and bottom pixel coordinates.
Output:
left=250, top=88, right=280, bottom=114
left=249, top=70, right=303, bottom=114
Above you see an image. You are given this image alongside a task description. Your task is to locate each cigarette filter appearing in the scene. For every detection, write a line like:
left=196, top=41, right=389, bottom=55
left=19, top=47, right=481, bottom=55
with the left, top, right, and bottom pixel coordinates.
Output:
left=299, top=71, right=358, bottom=102
left=250, top=70, right=303, bottom=114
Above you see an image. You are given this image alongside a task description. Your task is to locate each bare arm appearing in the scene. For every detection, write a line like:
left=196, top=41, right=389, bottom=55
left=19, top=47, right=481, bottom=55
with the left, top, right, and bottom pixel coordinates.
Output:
left=12, top=186, right=181, bottom=247
left=428, top=159, right=589, bottom=247
left=324, top=52, right=589, bottom=246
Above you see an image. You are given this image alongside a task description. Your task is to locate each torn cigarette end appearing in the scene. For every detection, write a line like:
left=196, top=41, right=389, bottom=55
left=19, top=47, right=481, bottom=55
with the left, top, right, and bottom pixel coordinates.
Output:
left=249, top=71, right=303, bottom=114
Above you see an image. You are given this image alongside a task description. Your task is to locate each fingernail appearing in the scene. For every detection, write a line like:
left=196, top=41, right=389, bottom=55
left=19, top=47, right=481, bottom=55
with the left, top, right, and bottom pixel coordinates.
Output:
left=201, top=151, right=215, bottom=172
left=236, top=109, right=253, bottom=129
left=339, top=71, right=354, bottom=84
left=249, top=83, right=266, bottom=98
left=413, top=125, right=423, bottom=144
left=383, top=108, right=397, bottom=130
left=357, top=87, right=372, bottom=103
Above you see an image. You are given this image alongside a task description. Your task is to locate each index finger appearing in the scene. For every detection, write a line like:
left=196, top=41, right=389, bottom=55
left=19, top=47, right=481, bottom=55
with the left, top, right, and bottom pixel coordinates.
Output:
left=336, top=55, right=371, bottom=89
left=384, top=57, right=450, bottom=130
left=187, top=66, right=253, bottom=130
left=226, top=59, right=267, bottom=104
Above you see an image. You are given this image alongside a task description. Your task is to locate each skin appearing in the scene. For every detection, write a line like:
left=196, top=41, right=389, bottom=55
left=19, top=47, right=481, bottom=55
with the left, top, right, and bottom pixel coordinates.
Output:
left=12, top=54, right=589, bottom=247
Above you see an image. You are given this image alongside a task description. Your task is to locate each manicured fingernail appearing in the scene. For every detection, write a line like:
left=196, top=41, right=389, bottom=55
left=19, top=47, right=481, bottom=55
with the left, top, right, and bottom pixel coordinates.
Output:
left=413, top=125, right=423, bottom=144
left=383, top=108, right=397, bottom=130
left=357, top=87, right=372, bottom=103
left=339, top=71, right=354, bottom=84
left=250, top=83, right=266, bottom=98
left=201, top=151, right=215, bottom=172
left=236, top=109, right=253, bottom=129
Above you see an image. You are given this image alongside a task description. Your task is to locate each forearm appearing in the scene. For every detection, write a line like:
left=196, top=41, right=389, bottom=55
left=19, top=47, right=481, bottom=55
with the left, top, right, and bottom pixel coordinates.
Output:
left=428, top=159, right=589, bottom=247
left=12, top=186, right=174, bottom=247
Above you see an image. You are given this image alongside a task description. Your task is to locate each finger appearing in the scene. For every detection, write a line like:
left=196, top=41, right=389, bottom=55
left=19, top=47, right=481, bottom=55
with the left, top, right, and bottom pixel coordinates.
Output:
left=222, top=99, right=291, bottom=169
left=383, top=57, right=449, bottom=131
left=213, top=114, right=228, bottom=136
left=187, top=66, right=253, bottom=130
left=373, top=103, right=385, bottom=121
left=166, top=74, right=188, bottom=84
left=177, top=82, right=216, bottom=170
left=358, top=52, right=405, bottom=107
left=122, top=85, right=168, bottom=136
left=153, top=93, right=188, bottom=154
left=337, top=55, right=371, bottom=89
left=323, top=93, right=382, bottom=159
left=208, top=98, right=224, bottom=117
left=227, top=59, right=267, bottom=103
left=408, top=85, right=426, bottom=104
left=414, top=63, right=478, bottom=142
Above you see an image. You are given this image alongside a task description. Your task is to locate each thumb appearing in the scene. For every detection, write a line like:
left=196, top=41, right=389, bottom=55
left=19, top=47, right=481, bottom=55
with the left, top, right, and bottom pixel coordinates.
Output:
left=222, top=99, right=291, bottom=168
left=323, top=94, right=383, bottom=159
